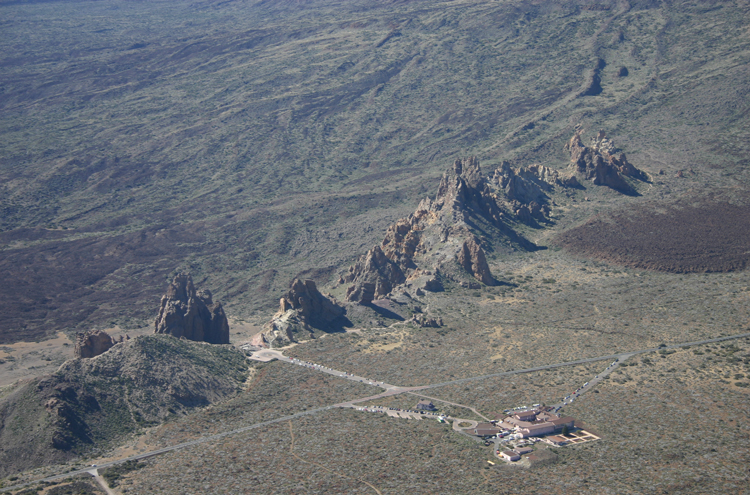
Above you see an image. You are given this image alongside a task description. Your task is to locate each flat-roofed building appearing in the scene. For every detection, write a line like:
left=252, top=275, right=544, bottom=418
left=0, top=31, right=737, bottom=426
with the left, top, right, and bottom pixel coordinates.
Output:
left=551, top=417, right=575, bottom=432
left=542, top=435, right=568, bottom=446
left=497, top=420, right=515, bottom=430
left=513, top=410, right=538, bottom=421
left=472, top=422, right=502, bottom=437
left=500, top=450, right=521, bottom=462
left=519, top=423, right=555, bottom=437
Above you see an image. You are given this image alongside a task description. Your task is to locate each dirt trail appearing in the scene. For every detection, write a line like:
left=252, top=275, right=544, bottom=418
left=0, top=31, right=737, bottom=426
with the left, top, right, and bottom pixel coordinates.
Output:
left=288, top=421, right=382, bottom=495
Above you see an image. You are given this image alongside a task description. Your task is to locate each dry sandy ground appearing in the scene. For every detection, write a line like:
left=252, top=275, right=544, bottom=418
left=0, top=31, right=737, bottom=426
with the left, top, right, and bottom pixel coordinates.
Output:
left=0, top=319, right=263, bottom=390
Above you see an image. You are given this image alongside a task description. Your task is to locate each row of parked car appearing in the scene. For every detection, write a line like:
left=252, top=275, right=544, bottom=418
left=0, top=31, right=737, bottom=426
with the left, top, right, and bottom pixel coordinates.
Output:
left=557, top=358, right=620, bottom=409
left=288, top=357, right=383, bottom=385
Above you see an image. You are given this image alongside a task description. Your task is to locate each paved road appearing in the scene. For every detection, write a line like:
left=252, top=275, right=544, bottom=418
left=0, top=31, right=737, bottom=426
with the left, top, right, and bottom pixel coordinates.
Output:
left=406, top=392, right=490, bottom=421
left=421, top=332, right=750, bottom=390
left=549, top=353, right=634, bottom=411
left=5, top=331, right=749, bottom=493
left=251, top=349, right=398, bottom=391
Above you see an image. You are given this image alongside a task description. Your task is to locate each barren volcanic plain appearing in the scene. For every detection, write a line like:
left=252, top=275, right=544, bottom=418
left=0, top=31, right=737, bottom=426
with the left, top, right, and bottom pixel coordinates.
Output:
left=1, top=0, right=750, bottom=494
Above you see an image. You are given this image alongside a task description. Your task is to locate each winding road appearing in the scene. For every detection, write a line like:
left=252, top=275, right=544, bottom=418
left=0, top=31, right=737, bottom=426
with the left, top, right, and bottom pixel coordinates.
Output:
left=3, top=331, right=749, bottom=493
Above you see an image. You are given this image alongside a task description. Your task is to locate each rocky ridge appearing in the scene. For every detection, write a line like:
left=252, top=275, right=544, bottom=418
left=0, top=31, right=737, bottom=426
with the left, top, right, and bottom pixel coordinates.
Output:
left=339, top=135, right=646, bottom=300
left=0, top=334, right=248, bottom=476
left=259, top=130, right=646, bottom=345
left=341, top=157, right=517, bottom=303
left=565, top=128, right=649, bottom=194
left=154, top=273, right=230, bottom=344
left=488, top=161, right=579, bottom=224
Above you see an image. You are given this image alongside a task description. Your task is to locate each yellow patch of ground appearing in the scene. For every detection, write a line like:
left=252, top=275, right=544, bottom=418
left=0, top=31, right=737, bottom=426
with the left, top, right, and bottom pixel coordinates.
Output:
left=361, top=330, right=408, bottom=353
left=0, top=331, right=71, bottom=359
left=366, top=341, right=404, bottom=353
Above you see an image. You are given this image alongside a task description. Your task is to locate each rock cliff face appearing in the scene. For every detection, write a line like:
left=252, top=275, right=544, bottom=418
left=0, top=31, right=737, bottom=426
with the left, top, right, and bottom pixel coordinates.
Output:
left=342, top=245, right=406, bottom=303
left=488, top=162, right=579, bottom=224
left=457, top=236, right=495, bottom=285
left=433, top=156, right=505, bottom=227
left=258, top=278, right=345, bottom=346
left=341, top=157, right=515, bottom=301
left=565, top=128, right=648, bottom=194
left=74, top=329, right=114, bottom=359
left=154, top=273, right=230, bottom=344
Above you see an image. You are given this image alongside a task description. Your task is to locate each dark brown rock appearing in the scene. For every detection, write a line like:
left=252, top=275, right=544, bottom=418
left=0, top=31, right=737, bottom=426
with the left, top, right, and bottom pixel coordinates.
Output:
left=260, top=278, right=346, bottom=346
left=74, top=330, right=114, bottom=359
left=154, top=273, right=229, bottom=344
left=280, top=278, right=344, bottom=327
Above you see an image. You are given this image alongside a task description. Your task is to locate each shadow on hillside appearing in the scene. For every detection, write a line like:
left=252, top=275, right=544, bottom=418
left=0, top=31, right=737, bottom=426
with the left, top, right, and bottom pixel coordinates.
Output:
left=318, top=314, right=354, bottom=335
left=364, top=302, right=405, bottom=322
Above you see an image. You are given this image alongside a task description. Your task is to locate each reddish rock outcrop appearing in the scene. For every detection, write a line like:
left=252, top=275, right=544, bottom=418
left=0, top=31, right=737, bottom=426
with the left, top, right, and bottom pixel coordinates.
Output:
left=154, top=273, right=229, bottom=344
left=260, top=278, right=345, bottom=346
left=565, top=128, right=647, bottom=194
left=74, top=330, right=114, bottom=359
left=343, top=245, right=406, bottom=303
left=279, top=278, right=344, bottom=327
left=457, top=236, right=495, bottom=286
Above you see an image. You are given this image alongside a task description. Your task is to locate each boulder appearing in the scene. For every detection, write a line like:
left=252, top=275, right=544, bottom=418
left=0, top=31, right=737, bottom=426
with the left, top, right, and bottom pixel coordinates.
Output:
left=74, top=330, right=114, bottom=359
left=154, top=273, right=229, bottom=344
left=411, top=314, right=443, bottom=328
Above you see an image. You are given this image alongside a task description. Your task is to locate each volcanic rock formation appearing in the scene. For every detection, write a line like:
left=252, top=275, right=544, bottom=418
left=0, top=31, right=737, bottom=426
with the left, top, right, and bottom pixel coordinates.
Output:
left=343, top=245, right=407, bottom=303
left=488, top=161, right=579, bottom=223
left=565, top=128, right=648, bottom=194
left=579, top=58, right=606, bottom=96
left=258, top=279, right=346, bottom=346
left=457, top=236, right=496, bottom=286
left=74, top=329, right=114, bottom=359
left=411, top=314, right=443, bottom=328
left=154, top=273, right=230, bottom=344
left=341, top=157, right=519, bottom=301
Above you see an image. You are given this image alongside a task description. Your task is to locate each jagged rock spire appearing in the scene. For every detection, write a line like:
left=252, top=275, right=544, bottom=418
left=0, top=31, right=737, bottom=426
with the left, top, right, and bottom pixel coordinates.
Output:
left=154, top=273, right=229, bottom=344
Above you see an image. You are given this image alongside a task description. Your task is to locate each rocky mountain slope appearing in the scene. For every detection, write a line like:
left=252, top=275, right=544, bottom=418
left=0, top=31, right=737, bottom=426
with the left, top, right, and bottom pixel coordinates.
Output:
left=1, top=0, right=747, bottom=343
left=340, top=157, right=536, bottom=304
left=0, top=335, right=248, bottom=476
left=256, top=131, right=650, bottom=344
left=335, top=129, right=648, bottom=295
